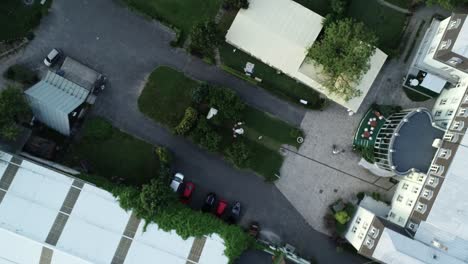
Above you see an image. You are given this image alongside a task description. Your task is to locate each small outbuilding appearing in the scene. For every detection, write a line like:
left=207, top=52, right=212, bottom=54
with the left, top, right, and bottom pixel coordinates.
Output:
left=25, top=71, right=90, bottom=136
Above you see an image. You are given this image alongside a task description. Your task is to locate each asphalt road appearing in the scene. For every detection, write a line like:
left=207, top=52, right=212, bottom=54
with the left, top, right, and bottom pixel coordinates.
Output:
left=13, top=0, right=365, bottom=263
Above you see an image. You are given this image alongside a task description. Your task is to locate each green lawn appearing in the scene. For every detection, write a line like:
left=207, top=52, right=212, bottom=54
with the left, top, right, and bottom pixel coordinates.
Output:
left=122, top=0, right=222, bottom=43
left=0, top=0, right=51, bottom=41
left=139, top=67, right=303, bottom=180
left=219, top=43, right=323, bottom=109
left=347, top=0, right=408, bottom=53
left=65, top=118, right=160, bottom=186
left=138, top=67, right=197, bottom=129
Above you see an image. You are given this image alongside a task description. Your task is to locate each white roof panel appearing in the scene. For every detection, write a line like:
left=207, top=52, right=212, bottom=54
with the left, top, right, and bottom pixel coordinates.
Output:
left=421, top=73, right=446, bottom=93
left=127, top=222, right=194, bottom=263
left=373, top=228, right=465, bottom=264
left=0, top=228, right=43, bottom=264
left=226, top=0, right=323, bottom=76
left=0, top=152, right=12, bottom=181
left=199, top=234, right=229, bottom=264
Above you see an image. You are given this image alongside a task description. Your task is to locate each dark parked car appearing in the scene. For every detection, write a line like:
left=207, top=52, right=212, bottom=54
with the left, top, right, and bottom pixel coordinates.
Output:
left=248, top=222, right=260, bottom=239
left=215, top=199, right=228, bottom=217
left=202, top=193, right=217, bottom=212
left=180, top=182, right=195, bottom=204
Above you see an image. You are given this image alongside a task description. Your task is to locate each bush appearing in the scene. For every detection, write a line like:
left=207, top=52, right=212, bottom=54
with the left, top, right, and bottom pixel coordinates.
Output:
left=3, top=64, right=38, bottom=85
left=223, top=0, right=249, bottom=10
left=192, top=83, right=210, bottom=104
left=334, top=211, right=350, bottom=225
left=154, top=146, right=172, bottom=165
left=0, top=86, right=31, bottom=140
left=225, top=140, right=251, bottom=168
left=189, top=20, right=222, bottom=58
left=192, top=119, right=222, bottom=152
left=174, top=107, right=198, bottom=135
left=207, top=87, right=245, bottom=121
left=82, top=118, right=114, bottom=141
left=139, top=178, right=177, bottom=218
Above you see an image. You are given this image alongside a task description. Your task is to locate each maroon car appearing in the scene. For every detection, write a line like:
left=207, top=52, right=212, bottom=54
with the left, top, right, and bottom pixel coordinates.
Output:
left=181, top=182, right=195, bottom=204
left=215, top=199, right=228, bottom=217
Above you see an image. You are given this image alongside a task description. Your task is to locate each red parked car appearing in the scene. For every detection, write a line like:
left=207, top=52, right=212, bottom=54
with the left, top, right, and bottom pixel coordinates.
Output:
left=181, top=182, right=195, bottom=204
left=215, top=199, right=228, bottom=217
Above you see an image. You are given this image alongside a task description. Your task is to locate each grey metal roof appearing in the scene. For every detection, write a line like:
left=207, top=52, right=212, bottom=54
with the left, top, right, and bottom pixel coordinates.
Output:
left=60, top=57, right=99, bottom=91
left=25, top=71, right=89, bottom=135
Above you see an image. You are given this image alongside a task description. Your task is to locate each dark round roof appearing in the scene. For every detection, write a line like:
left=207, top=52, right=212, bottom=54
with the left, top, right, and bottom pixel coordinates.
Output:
left=391, top=111, right=444, bottom=174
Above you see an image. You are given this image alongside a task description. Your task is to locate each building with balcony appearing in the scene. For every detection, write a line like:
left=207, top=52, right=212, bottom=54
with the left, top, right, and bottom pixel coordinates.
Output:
left=345, top=78, right=468, bottom=264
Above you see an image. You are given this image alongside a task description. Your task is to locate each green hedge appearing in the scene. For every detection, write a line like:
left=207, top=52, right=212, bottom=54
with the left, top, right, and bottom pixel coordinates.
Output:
left=76, top=173, right=254, bottom=263
left=174, top=107, right=198, bottom=135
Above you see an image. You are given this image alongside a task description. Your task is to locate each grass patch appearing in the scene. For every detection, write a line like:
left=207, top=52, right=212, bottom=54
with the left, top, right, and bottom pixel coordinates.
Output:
left=347, top=0, right=408, bottom=54
left=139, top=67, right=303, bottom=180
left=219, top=43, right=323, bottom=109
left=0, top=0, right=51, bottom=41
left=138, top=67, right=197, bottom=129
left=65, top=118, right=160, bottom=185
left=403, top=87, right=432, bottom=102
left=122, top=0, right=222, bottom=44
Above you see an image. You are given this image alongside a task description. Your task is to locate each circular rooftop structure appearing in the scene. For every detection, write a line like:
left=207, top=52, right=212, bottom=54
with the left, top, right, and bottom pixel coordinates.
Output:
left=374, top=108, right=444, bottom=175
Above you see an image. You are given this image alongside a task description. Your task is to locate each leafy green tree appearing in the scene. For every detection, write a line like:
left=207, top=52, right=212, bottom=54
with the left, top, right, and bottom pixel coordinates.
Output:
left=0, top=86, right=31, bottom=140
left=307, top=19, right=377, bottom=101
left=223, top=0, right=249, bottom=10
left=225, top=140, right=250, bottom=168
left=189, top=20, right=222, bottom=58
left=192, top=119, right=222, bottom=152
left=139, top=178, right=176, bottom=218
left=207, top=87, right=245, bottom=121
left=426, top=0, right=468, bottom=9
left=191, top=83, right=210, bottom=104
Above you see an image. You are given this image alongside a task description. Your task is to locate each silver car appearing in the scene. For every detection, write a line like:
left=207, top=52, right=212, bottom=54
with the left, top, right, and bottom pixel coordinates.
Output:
left=43, top=48, right=61, bottom=67
left=170, top=173, right=184, bottom=192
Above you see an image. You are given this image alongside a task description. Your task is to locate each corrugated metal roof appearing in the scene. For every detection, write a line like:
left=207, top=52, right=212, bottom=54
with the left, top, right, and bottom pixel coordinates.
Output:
left=25, top=71, right=89, bottom=135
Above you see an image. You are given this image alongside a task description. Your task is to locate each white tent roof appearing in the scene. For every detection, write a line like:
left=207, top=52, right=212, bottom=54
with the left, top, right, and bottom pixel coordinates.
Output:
left=0, top=151, right=228, bottom=264
left=421, top=73, right=447, bottom=93
left=226, top=0, right=387, bottom=112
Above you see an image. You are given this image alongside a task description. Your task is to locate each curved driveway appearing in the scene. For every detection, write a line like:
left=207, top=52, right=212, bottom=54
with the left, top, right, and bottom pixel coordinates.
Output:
left=13, top=0, right=364, bottom=262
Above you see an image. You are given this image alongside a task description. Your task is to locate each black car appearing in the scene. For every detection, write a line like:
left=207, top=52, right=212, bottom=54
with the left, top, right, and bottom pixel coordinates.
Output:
left=202, top=192, right=217, bottom=212
left=227, top=201, right=241, bottom=224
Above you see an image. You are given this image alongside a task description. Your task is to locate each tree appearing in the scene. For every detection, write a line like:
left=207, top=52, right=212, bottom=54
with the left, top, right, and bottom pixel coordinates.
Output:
left=154, top=146, right=172, bottom=165
left=0, top=86, right=31, bottom=140
left=307, top=19, right=377, bottom=101
left=323, top=0, right=349, bottom=27
left=223, top=0, right=249, bottom=10
left=189, top=20, right=222, bottom=58
left=426, top=0, right=468, bottom=9
left=207, top=87, right=245, bottom=121
left=334, top=211, right=350, bottom=225
left=139, top=178, right=176, bottom=218
left=192, top=119, right=222, bottom=152
left=191, top=83, right=210, bottom=104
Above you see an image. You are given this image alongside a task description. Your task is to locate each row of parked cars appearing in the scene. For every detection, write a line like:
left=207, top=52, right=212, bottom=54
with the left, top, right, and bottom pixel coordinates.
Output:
left=170, top=173, right=241, bottom=222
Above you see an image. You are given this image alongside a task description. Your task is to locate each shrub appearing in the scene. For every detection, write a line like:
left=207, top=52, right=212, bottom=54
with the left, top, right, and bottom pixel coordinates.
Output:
left=207, top=87, right=245, bottom=121
left=139, top=178, right=177, bottom=218
left=154, top=146, right=172, bottom=165
left=82, top=118, right=114, bottom=141
left=0, top=86, right=31, bottom=140
left=334, top=211, right=350, bottom=225
left=189, top=20, right=221, bottom=58
left=223, top=0, right=249, bottom=10
left=225, top=140, right=251, bottom=168
left=3, top=64, right=38, bottom=85
left=174, top=107, right=198, bottom=135
left=191, top=83, right=210, bottom=104
left=192, top=119, right=222, bottom=152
